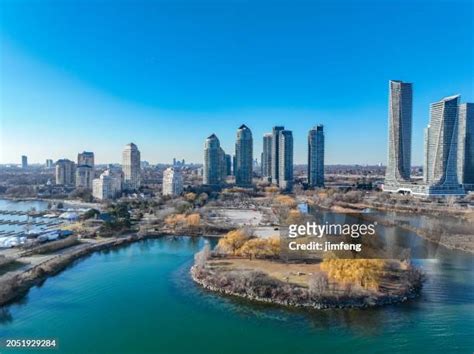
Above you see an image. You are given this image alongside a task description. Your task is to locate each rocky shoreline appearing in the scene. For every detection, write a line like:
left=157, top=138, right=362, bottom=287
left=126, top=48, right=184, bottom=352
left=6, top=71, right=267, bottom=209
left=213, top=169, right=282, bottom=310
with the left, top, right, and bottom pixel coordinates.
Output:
left=190, top=265, right=422, bottom=310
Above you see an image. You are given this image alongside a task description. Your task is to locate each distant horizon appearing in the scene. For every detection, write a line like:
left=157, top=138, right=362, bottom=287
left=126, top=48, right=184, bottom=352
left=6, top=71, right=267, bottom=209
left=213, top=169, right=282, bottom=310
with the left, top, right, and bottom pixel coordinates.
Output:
left=1, top=0, right=473, bottom=165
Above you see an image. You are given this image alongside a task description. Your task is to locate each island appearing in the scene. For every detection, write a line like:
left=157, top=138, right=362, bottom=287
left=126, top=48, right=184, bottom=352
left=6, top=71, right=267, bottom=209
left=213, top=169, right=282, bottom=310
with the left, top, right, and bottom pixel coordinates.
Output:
left=191, top=228, right=424, bottom=309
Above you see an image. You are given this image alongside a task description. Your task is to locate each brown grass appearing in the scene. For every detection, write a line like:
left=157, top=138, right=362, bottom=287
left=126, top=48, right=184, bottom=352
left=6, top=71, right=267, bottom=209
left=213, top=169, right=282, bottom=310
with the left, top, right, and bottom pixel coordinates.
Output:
left=207, top=258, right=322, bottom=287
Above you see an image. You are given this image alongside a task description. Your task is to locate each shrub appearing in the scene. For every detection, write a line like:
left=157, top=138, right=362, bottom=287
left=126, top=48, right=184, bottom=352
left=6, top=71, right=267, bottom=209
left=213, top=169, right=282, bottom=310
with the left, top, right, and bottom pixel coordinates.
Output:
left=274, top=195, right=297, bottom=207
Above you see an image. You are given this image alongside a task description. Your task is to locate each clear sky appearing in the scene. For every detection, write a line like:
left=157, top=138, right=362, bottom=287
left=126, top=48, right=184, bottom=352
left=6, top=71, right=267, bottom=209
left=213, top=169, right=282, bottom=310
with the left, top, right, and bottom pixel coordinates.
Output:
left=0, top=0, right=473, bottom=165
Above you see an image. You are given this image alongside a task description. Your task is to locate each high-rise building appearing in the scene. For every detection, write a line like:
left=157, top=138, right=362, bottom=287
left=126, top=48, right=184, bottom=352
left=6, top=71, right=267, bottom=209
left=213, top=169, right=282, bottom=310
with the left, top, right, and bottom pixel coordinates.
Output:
left=262, top=133, right=272, bottom=178
left=76, top=166, right=94, bottom=189
left=271, top=126, right=285, bottom=184
left=308, top=125, right=325, bottom=188
left=203, top=134, right=226, bottom=186
left=278, top=130, right=293, bottom=191
left=424, top=95, right=464, bottom=193
left=162, top=167, right=183, bottom=196
left=235, top=124, right=253, bottom=186
left=232, top=155, right=237, bottom=177
left=458, top=103, right=474, bottom=189
left=76, top=151, right=94, bottom=189
left=122, top=143, right=141, bottom=190
left=386, top=80, right=412, bottom=184
left=46, top=159, right=54, bottom=168
left=55, top=159, right=76, bottom=186
left=77, top=151, right=94, bottom=167
left=224, top=154, right=232, bottom=176
left=93, top=169, right=123, bottom=200
left=21, top=155, right=28, bottom=169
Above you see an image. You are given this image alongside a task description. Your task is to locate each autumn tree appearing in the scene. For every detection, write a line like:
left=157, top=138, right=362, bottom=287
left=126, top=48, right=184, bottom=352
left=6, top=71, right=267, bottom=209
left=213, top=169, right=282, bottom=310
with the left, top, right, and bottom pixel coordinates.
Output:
left=285, top=209, right=304, bottom=225
left=186, top=213, right=201, bottom=227
left=217, top=229, right=251, bottom=255
left=320, top=258, right=387, bottom=290
left=274, top=195, right=297, bottom=207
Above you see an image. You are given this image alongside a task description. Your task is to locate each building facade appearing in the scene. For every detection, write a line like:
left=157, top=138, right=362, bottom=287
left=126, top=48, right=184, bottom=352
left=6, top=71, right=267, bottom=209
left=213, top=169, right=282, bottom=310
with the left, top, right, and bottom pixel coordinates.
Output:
left=458, top=103, right=474, bottom=190
left=122, top=143, right=141, bottom=190
left=271, top=126, right=285, bottom=185
left=203, top=134, right=226, bottom=186
left=423, top=95, right=464, bottom=194
left=76, top=166, right=94, bottom=189
left=46, top=159, right=54, bottom=168
left=308, top=125, right=325, bottom=188
left=278, top=130, right=294, bottom=191
left=76, top=151, right=95, bottom=189
left=262, top=133, right=272, bottom=179
left=55, top=159, right=76, bottom=186
left=162, top=167, right=183, bottom=196
left=234, top=124, right=253, bottom=186
left=385, top=80, right=412, bottom=184
left=224, top=154, right=232, bottom=176
left=92, top=169, right=123, bottom=200
left=77, top=151, right=94, bottom=167
left=21, top=155, right=28, bottom=169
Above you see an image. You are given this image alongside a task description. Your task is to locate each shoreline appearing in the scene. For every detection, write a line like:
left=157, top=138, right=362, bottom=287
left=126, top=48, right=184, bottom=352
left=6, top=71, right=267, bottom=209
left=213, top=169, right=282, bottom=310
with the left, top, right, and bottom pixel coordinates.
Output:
left=190, top=265, right=421, bottom=310
left=319, top=204, right=474, bottom=254
left=0, top=196, right=102, bottom=210
left=0, top=232, right=218, bottom=307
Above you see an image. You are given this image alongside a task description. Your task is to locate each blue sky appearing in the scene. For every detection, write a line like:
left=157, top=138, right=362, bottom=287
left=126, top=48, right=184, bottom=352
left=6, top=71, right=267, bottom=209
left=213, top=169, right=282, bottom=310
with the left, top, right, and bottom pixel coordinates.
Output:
left=1, top=0, right=473, bottom=165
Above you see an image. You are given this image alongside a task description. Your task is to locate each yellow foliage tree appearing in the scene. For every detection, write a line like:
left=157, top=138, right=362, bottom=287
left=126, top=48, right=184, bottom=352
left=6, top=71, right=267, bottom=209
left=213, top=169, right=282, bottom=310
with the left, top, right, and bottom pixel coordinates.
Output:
left=265, top=186, right=279, bottom=194
left=268, top=236, right=281, bottom=255
left=238, top=236, right=281, bottom=259
left=217, top=229, right=250, bottom=255
left=320, top=259, right=387, bottom=290
left=165, top=214, right=187, bottom=229
left=186, top=213, right=201, bottom=227
left=285, top=209, right=304, bottom=225
left=275, top=195, right=297, bottom=207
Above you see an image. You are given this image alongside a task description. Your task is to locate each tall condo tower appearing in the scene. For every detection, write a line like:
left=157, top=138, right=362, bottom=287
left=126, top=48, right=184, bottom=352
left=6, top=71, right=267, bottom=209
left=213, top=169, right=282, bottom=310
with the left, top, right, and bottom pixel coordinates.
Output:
left=424, top=95, right=461, bottom=189
left=21, top=155, right=28, bottom=169
left=278, top=130, right=294, bottom=191
left=203, top=134, right=226, bottom=186
left=271, top=126, right=285, bottom=185
left=76, top=151, right=95, bottom=189
left=56, top=159, right=76, bottom=186
left=458, top=103, right=474, bottom=189
left=386, top=80, right=413, bottom=184
left=122, top=143, right=141, bottom=190
left=262, top=133, right=272, bottom=179
left=235, top=124, right=253, bottom=186
left=308, top=125, right=325, bottom=187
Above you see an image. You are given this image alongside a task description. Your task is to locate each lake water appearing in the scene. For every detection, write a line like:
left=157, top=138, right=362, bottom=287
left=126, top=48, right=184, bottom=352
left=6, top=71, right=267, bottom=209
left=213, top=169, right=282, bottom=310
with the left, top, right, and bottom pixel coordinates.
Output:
left=0, top=201, right=473, bottom=353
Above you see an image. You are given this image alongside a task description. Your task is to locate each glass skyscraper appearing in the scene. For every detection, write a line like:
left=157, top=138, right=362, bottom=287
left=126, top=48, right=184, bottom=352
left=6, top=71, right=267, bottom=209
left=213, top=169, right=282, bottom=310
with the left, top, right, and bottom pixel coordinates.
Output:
left=308, top=125, right=325, bottom=188
left=385, top=80, right=412, bottom=184
left=235, top=124, right=253, bottom=186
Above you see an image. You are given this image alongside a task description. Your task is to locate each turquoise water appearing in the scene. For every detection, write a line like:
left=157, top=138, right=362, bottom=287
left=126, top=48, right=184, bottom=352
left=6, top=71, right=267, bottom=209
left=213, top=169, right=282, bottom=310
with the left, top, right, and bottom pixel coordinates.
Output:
left=0, top=201, right=473, bottom=353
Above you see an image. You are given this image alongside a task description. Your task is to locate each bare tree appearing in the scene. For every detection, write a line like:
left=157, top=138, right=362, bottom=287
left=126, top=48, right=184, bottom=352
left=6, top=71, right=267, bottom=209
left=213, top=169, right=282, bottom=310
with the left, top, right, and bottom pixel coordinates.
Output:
left=194, top=244, right=211, bottom=269
left=308, top=273, right=328, bottom=298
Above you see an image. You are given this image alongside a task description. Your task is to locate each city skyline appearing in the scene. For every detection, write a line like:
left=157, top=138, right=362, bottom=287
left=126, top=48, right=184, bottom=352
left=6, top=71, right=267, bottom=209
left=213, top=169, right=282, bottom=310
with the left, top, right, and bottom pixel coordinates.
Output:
left=1, top=0, right=473, bottom=165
